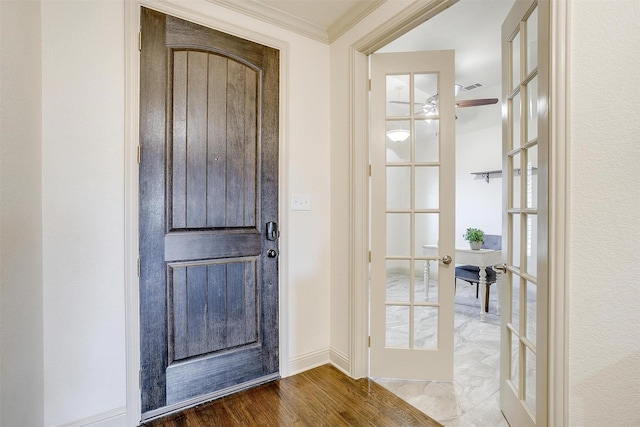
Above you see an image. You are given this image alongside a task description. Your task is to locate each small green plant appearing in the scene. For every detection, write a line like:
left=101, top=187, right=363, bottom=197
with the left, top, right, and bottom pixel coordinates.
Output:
left=463, top=227, right=485, bottom=243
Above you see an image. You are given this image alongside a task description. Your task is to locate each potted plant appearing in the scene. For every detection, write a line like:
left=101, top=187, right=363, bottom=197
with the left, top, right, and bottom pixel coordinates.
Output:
left=463, top=227, right=485, bottom=250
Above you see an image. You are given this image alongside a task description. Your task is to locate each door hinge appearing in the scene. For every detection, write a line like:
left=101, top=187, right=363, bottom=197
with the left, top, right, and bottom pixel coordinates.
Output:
left=368, top=164, right=372, bottom=176
left=368, top=336, right=371, bottom=347
left=368, top=79, right=372, bottom=91
left=137, top=257, right=141, bottom=277
left=137, top=145, right=141, bottom=164
left=138, top=31, right=142, bottom=51
left=368, top=251, right=371, bottom=263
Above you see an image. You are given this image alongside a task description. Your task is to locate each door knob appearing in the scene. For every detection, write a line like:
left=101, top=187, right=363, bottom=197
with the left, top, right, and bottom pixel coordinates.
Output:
left=267, top=249, right=278, bottom=258
left=494, top=263, right=507, bottom=273
left=440, top=255, right=452, bottom=265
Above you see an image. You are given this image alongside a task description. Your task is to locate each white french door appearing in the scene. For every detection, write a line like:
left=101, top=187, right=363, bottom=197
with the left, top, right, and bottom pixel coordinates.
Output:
left=500, top=0, right=549, bottom=425
left=369, top=50, right=456, bottom=380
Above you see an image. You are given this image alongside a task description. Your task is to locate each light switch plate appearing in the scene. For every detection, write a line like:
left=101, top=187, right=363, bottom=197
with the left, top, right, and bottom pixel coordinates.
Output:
left=291, top=194, right=311, bottom=211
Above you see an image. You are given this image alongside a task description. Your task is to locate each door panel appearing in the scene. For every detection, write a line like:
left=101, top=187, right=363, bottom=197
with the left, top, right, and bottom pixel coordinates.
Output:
left=140, top=8, right=279, bottom=417
left=370, top=50, right=455, bottom=380
left=500, top=1, right=548, bottom=425
left=170, top=50, right=258, bottom=229
left=168, top=259, right=258, bottom=362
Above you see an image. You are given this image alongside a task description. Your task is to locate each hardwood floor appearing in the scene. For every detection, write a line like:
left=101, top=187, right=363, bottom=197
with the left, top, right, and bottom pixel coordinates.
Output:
left=142, top=364, right=442, bottom=426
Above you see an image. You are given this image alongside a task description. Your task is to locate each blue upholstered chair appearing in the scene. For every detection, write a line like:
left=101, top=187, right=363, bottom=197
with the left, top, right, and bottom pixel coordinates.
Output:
left=455, top=235, right=501, bottom=312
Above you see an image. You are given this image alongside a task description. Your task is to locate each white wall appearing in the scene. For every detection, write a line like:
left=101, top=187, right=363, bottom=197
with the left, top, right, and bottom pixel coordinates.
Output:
left=455, top=87, right=502, bottom=248
left=568, top=1, right=640, bottom=425
left=41, top=1, right=126, bottom=424
left=0, top=1, right=44, bottom=426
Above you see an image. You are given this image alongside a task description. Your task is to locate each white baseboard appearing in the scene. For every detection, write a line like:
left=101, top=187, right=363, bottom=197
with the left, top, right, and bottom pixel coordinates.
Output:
left=287, top=347, right=331, bottom=377
left=58, top=406, right=126, bottom=427
left=329, top=347, right=350, bottom=374
left=286, top=346, right=351, bottom=378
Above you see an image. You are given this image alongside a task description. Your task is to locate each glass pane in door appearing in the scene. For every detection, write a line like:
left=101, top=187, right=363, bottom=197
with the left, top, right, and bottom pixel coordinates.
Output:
left=525, top=214, right=537, bottom=277
left=416, top=259, right=439, bottom=303
left=386, top=260, right=410, bottom=301
left=511, top=275, right=521, bottom=331
left=526, top=77, right=538, bottom=142
left=511, top=152, right=522, bottom=208
left=525, top=346, right=536, bottom=415
left=510, top=330, right=520, bottom=391
left=526, top=145, right=538, bottom=209
left=414, top=306, right=438, bottom=349
left=415, top=213, right=439, bottom=255
left=415, top=120, right=439, bottom=162
left=415, top=166, right=439, bottom=209
left=386, top=119, right=411, bottom=162
left=386, top=305, right=409, bottom=347
left=525, top=280, right=537, bottom=346
left=387, top=213, right=410, bottom=256
left=512, top=91, right=522, bottom=150
left=511, top=31, right=521, bottom=93
left=414, top=73, right=438, bottom=113
left=386, top=74, right=409, bottom=117
left=526, top=7, right=538, bottom=75
left=386, top=166, right=410, bottom=209
left=511, top=213, right=522, bottom=270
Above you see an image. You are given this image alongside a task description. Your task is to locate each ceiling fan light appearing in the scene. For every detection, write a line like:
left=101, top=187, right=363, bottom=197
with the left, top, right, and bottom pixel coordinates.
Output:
left=422, top=102, right=438, bottom=116
left=386, top=129, right=410, bottom=142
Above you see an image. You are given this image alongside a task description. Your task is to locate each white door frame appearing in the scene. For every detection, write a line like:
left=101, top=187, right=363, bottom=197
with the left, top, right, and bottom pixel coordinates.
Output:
left=347, top=1, right=570, bottom=424
left=124, top=1, right=291, bottom=425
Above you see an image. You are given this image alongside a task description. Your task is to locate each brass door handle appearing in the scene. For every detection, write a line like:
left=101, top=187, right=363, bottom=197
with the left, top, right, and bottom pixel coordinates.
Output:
left=494, top=263, right=507, bottom=273
left=440, top=255, right=452, bottom=265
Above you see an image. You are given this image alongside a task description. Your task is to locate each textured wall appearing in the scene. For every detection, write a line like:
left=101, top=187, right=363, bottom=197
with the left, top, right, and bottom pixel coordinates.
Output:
left=569, top=1, right=640, bottom=425
left=0, top=1, right=44, bottom=426
left=41, top=1, right=126, bottom=424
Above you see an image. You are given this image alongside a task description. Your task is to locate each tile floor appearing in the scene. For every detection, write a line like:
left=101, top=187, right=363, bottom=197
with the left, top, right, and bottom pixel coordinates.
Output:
left=373, top=275, right=508, bottom=426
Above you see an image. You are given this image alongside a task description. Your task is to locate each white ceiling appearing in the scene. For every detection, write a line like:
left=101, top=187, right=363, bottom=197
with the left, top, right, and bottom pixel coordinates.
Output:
left=211, top=0, right=514, bottom=88
left=211, top=0, right=515, bottom=127
left=207, top=0, right=385, bottom=43
left=378, top=0, right=514, bottom=91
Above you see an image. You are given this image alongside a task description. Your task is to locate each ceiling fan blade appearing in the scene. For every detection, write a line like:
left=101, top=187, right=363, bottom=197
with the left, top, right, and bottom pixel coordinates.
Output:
left=389, top=94, right=438, bottom=106
left=389, top=100, right=423, bottom=105
left=455, top=98, right=499, bottom=108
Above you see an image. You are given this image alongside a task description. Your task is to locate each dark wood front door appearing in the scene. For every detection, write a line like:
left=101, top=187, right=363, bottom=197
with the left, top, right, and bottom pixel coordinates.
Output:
left=139, top=8, right=280, bottom=418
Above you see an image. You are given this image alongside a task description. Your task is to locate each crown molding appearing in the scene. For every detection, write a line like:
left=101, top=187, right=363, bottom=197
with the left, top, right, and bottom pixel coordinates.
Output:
left=207, top=0, right=385, bottom=44
left=327, top=0, right=386, bottom=42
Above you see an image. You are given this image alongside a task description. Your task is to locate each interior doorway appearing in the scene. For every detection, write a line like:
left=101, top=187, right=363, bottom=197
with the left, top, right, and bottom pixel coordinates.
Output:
left=367, top=1, right=514, bottom=425
left=362, top=0, right=565, bottom=425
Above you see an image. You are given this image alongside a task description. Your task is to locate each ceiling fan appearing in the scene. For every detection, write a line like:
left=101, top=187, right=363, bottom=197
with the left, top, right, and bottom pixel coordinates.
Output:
left=390, top=83, right=498, bottom=117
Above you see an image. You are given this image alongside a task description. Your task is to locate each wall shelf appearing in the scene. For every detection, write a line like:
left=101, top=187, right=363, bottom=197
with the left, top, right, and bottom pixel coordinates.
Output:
left=471, top=169, right=502, bottom=183
left=471, top=167, right=537, bottom=183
